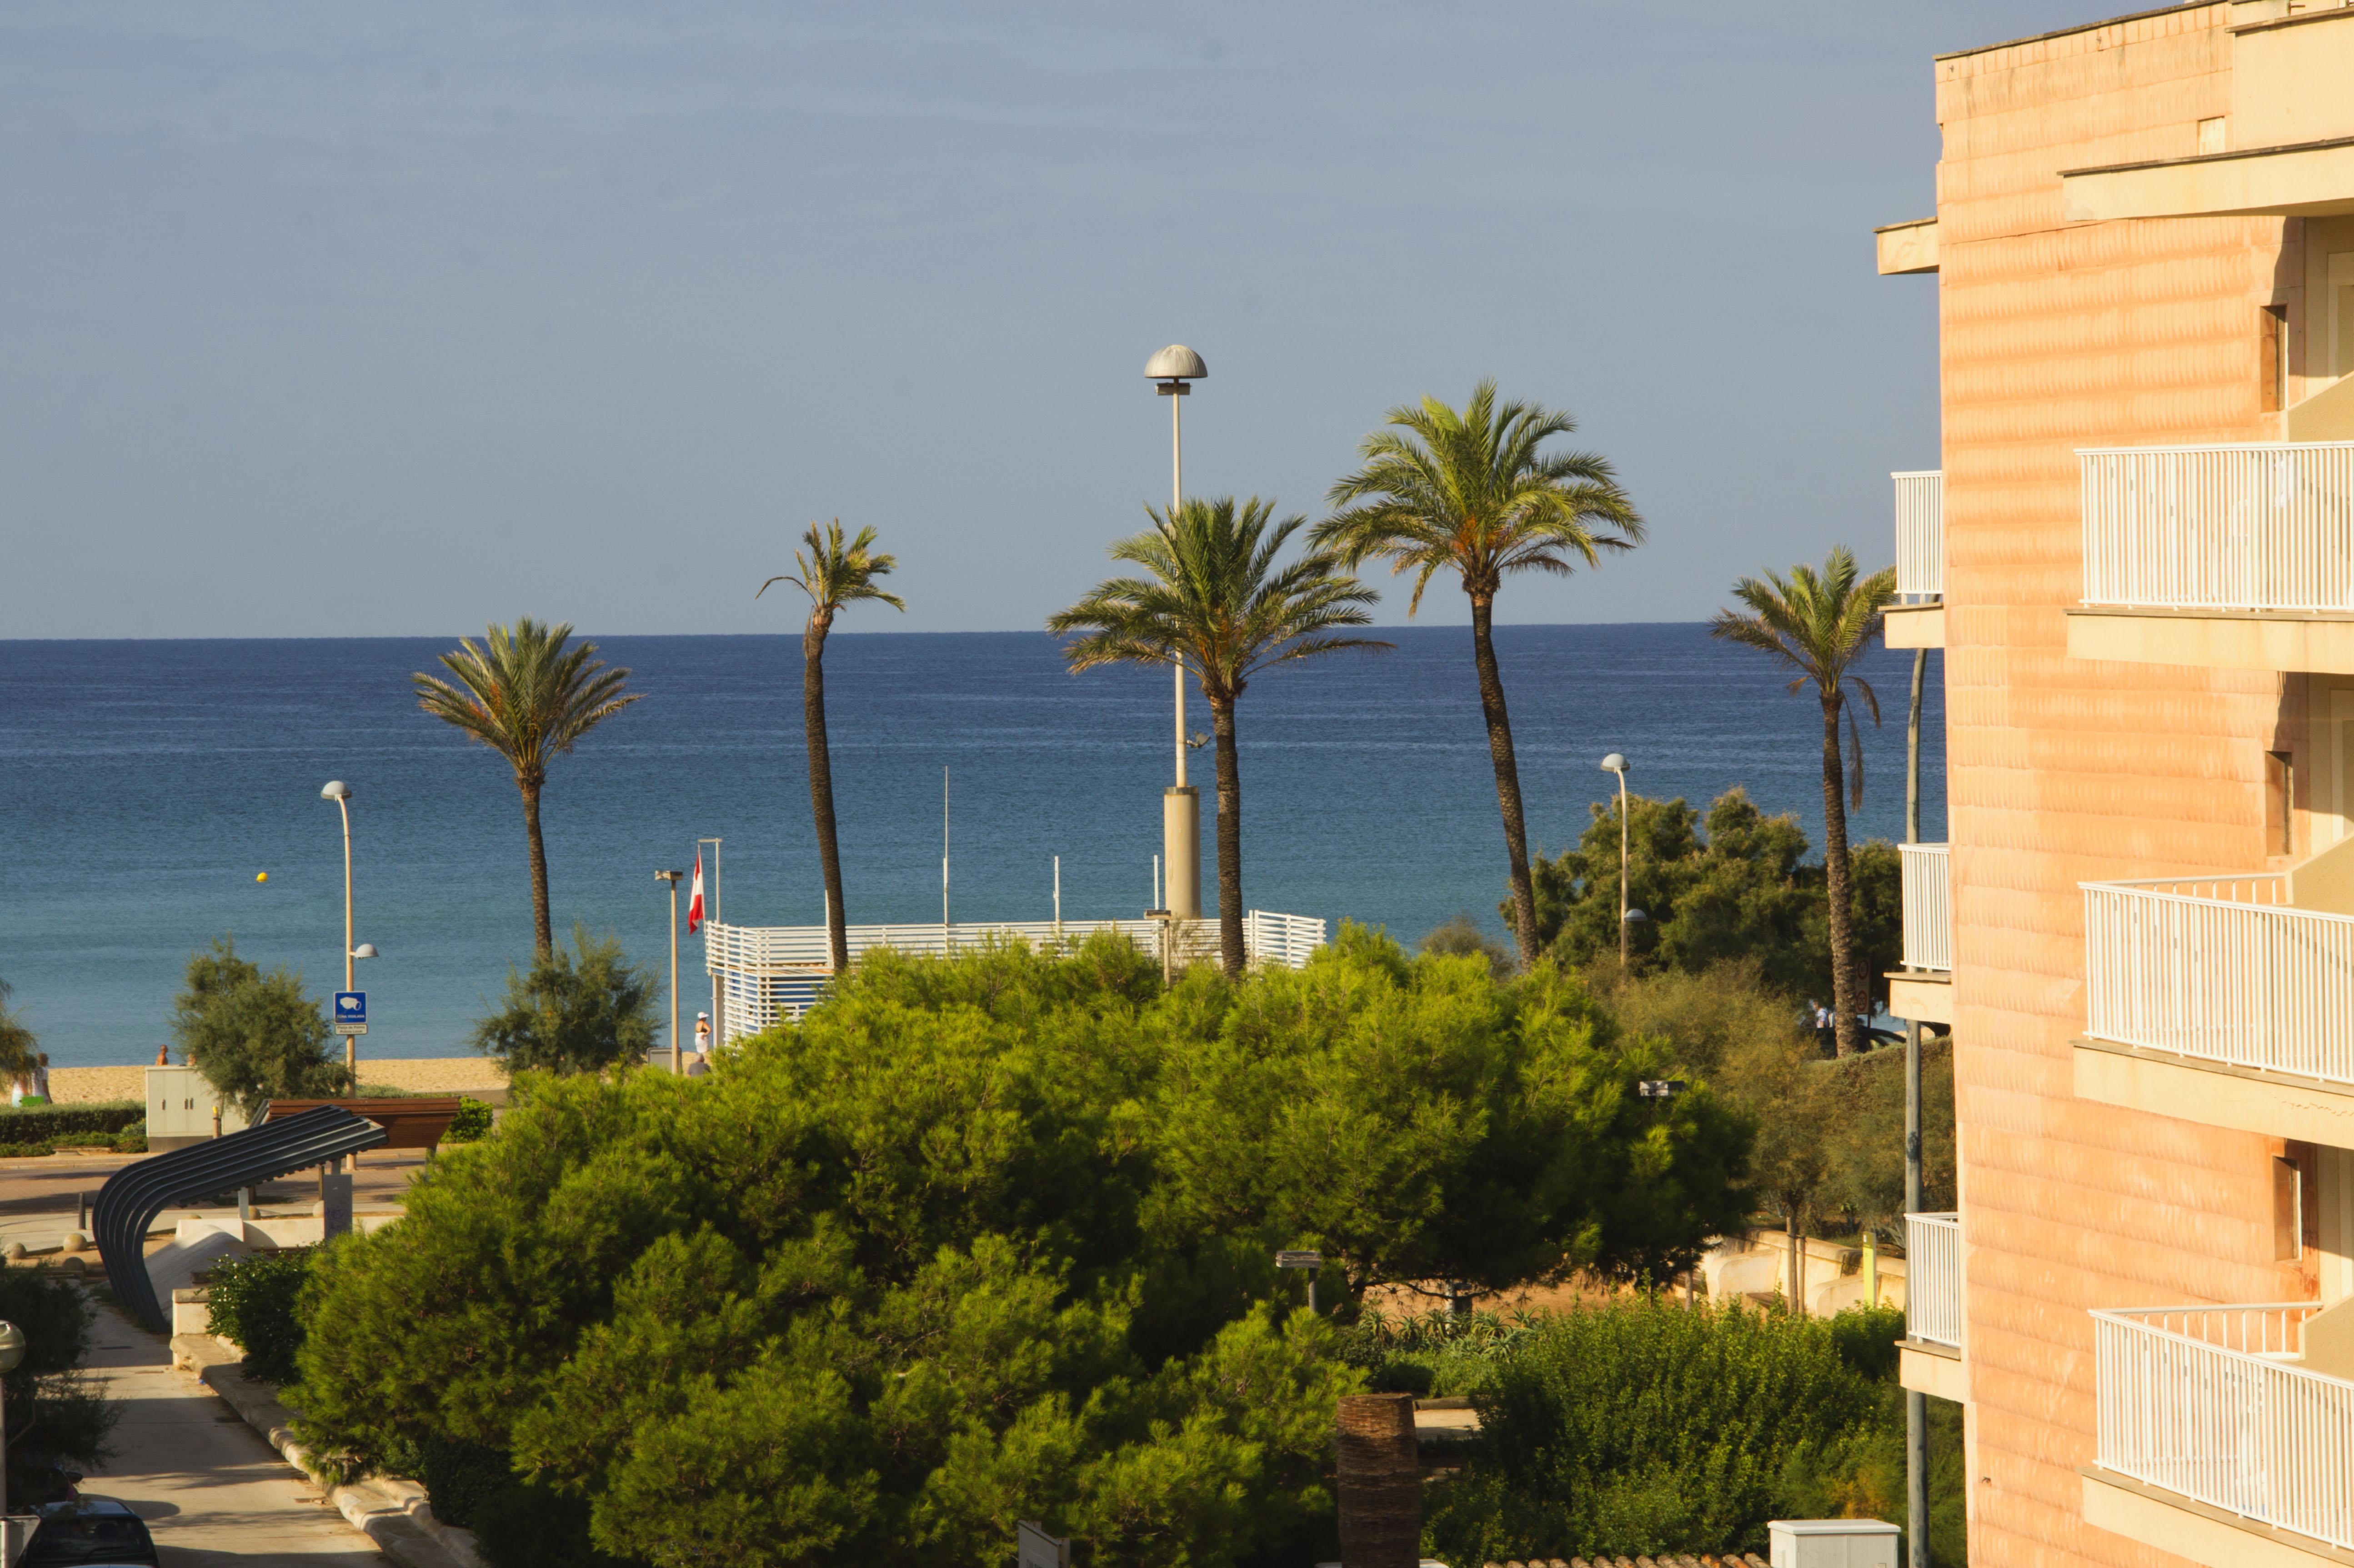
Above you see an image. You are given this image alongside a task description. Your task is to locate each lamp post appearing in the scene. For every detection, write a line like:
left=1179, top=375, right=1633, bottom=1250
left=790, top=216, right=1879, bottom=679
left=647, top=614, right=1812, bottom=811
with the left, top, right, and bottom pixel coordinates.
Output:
left=0, top=1318, right=24, bottom=1523
left=1600, top=754, right=1634, bottom=966
left=655, top=870, right=684, bottom=1073
left=1147, top=344, right=1207, bottom=926
left=320, top=782, right=377, bottom=1080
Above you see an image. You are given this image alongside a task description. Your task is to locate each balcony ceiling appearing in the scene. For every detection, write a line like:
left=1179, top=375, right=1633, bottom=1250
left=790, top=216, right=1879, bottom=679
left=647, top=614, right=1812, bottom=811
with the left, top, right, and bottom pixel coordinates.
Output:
left=2061, top=135, right=2354, bottom=220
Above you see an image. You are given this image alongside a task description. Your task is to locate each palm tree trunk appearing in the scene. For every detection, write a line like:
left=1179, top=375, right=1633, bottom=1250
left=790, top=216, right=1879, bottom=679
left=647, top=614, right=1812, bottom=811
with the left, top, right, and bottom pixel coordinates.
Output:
left=1821, top=695, right=1863, bottom=1056
left=1211, top=699, right=1245, bottom=981
left=804, top=624, right=849, bottom=973
left=520, top=776, right=552, bottom=957
left=1468, top=595, right=1538, bottom=968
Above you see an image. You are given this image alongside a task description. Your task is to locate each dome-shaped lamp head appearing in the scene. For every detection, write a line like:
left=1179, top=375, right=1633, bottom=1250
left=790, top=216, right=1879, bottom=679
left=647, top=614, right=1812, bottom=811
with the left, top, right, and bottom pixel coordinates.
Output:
left=1146, top=344, right=1207, bottom=396
left=321, top=780, right=352, bottom=801
left=1599, top=753, right=1628, bottom=775
left=351, top=942, right=379, bottom=960
left=0, top=1320, right=26, bottom=1374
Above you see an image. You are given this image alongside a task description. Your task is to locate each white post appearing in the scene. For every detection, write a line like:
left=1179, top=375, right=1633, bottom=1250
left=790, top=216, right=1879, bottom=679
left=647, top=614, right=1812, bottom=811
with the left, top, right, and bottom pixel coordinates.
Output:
left=1053, top=856, right=1062, bottom=938
left=1153, top=855, right=1162, bottom=912
left=942, top=767, right=951, bottom=940
left=338, top=794, right=356, bottom=1082
left=669, top=877, right=680, bottom=1074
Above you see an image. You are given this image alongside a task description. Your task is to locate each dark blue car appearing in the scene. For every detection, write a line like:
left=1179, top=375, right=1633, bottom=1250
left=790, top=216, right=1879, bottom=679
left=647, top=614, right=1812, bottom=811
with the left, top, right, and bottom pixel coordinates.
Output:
left=20, top=1497, right=160, bottom=1567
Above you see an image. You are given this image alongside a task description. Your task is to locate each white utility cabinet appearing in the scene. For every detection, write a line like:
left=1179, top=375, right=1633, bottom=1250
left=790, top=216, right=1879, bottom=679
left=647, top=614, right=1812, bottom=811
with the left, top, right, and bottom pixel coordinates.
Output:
left=1768, top=1518, right=1901, bottom=1568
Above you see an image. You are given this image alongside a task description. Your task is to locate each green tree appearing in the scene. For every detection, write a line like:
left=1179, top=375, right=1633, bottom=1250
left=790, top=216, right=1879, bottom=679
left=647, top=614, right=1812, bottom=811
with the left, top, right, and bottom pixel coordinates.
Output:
left=291, top=930, right=1752, bottom=1568
left=170, top=937, right=351, bottom=1119
left=1050, top=498, right=1387, bottom=977
left=1320, top=383, right=1643, bottom=968
left=471, top=925, right=659, bottom=1076
left=0, top=1267, right=119, bottom=1506
left=0, top=977, right=40, bottom=1086
left=414, top=620, right=641, bottom=957
left=760, top=520, right=907, bottom=974
left=1710, top=548, right=1897, bottom=1055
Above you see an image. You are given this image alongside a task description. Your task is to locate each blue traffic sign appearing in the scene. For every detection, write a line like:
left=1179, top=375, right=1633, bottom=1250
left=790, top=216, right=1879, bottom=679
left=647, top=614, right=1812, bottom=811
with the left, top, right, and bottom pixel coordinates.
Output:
left=334, top=992, right=366, bottom=1026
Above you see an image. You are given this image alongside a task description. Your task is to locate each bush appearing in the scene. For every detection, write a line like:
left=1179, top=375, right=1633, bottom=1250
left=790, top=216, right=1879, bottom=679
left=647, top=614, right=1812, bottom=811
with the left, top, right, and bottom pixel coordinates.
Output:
left=443, top=1097, right=494, bottom=1143
left=1338, top=1307, right=1539, bottom=1398
left=0, top=1267, right=118, bottom=1505
left=0, top=1143, right=55, bottom=1159
left=0, top=1102, right=144, bottom=1143
left=471, top=926, right=658, bottom=1076
left=112, top=1131, right=147, bottom=1155
left=51, top=1133, right=116, bottom=1149
left=206, top=1249, right=315, bottom=1384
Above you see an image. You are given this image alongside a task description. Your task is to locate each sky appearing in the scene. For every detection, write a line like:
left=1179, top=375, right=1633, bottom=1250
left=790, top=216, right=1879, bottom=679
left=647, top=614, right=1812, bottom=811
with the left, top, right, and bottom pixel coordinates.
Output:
left=0, top=1, right=2127, bottom=638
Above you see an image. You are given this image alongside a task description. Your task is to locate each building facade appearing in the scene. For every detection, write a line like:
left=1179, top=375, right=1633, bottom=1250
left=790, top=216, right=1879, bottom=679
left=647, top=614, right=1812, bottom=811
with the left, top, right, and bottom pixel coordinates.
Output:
left=1880, top=5, right=2354, bottom=1566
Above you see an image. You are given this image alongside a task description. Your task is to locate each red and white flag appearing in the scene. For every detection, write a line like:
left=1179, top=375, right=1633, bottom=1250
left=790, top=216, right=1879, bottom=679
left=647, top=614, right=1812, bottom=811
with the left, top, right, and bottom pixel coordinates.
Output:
left=687, top=852, right=705, bottom=935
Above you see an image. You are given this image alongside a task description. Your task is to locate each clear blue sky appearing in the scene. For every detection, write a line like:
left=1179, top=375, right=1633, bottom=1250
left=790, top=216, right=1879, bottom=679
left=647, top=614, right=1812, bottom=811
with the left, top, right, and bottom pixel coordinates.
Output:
left=0, top=2, right=2114, bottom=637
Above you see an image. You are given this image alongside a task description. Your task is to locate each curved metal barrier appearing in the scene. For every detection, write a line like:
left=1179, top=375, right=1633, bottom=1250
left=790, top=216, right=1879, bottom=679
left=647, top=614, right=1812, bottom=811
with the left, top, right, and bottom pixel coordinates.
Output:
left=95, top=1104, right=388, bottom=1331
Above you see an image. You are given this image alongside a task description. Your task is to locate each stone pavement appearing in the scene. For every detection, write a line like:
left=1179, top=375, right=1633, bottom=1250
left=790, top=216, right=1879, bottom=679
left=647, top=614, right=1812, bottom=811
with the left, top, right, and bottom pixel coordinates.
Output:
left=79, top=1302, right=389, bottom=1565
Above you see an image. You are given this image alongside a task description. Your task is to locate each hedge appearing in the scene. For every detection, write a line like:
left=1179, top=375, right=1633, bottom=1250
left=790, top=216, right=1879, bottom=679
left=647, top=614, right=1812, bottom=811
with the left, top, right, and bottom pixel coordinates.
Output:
left=206, top=1248, right=315, bottom=1384
left=0, top=1102, right=145, bottom=1142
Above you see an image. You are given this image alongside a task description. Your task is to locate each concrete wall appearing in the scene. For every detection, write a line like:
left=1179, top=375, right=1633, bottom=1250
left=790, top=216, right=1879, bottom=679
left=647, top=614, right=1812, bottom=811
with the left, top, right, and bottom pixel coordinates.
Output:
left=1931, top=7, right=2319, bottom=1565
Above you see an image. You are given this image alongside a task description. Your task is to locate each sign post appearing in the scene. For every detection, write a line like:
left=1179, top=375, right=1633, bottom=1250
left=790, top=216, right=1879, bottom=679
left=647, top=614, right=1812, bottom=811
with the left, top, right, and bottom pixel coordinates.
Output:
left=1277, top=1248, right=1323, bottom=1315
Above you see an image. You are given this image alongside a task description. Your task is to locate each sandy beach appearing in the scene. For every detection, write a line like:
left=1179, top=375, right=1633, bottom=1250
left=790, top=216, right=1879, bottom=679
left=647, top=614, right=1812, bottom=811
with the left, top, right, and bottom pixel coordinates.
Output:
left=49, top=1057, right=510, bottom=1104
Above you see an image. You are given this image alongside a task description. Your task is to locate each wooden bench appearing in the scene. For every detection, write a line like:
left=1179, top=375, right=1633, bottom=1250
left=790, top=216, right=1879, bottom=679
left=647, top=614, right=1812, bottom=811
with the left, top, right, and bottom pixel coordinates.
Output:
left=264, top=1097, right=463, bottom=1159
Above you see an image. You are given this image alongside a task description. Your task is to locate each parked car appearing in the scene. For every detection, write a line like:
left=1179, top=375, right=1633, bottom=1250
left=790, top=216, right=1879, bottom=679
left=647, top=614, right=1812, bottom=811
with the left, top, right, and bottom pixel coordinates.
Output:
left=19, top=1496, right=159, bottom=1567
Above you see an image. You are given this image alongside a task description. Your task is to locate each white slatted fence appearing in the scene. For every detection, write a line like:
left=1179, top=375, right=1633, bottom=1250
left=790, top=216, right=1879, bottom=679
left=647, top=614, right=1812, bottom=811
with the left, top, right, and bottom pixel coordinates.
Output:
left=1900, top=843, right=1952, bottom=973
left=1895, top=470, right=1944, bottom=600
left=2081, top=441, right=2354, bottom=611
left=1904, top=1212, right=1962, bottom=1349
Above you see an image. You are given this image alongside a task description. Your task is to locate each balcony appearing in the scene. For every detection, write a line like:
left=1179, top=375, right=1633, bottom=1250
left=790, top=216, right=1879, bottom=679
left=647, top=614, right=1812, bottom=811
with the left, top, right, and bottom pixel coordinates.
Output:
left=2084, top=1302, right=2354, bottom=1568
left=2067, top=441, right=2354, bottom=674
left=2075, top=870, right=2354, bottom=1145
left=1884, top=470, right=1944, bottom=650
left=1899, top=1212, right=1965, bottom=1403
left=1889, top=843, right=1953, bottom=1026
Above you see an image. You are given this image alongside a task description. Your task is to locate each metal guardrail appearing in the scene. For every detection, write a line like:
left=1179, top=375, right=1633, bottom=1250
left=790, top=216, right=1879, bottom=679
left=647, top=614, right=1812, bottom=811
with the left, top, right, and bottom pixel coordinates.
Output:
left=1900, top=843, right=1952, bottom=974
left=2081, top=441, right=2354, bottom=612
left=95, top=1104, right=388, bottom=1331
left=2094, top=1302, right=2353, bottom=1549
left=1894, top=470, right=1943, bottom=600
left=1903, top=1212, right=1961, bottom=1348
left=704, top=911, right=1329, bottom=1040
left=2079, top=873, right=2354, bottom=1085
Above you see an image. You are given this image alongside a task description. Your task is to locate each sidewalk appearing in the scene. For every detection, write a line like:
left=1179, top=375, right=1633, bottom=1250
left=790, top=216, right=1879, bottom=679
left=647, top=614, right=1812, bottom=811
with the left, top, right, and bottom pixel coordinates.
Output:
left=80, top=1301, right=389, bottom=1564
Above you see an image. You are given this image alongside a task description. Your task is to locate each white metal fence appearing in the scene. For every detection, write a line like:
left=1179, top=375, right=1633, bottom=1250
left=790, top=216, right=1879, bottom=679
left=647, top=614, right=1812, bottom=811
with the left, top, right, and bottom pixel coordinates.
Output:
left=2080, top=874, right=2354, bottom=1085
left=2094, top=1302, right=2354, bottom=1549
left=703, top=911, right=1329, bottom=1041
left=1895, top=470, right=1944, bottom=600
left=1904, top=1212, right=1962, bottom=1349
left=2081, top=441, right=2354, bottom=611
left=1900, top=843, right=1953, bottom=973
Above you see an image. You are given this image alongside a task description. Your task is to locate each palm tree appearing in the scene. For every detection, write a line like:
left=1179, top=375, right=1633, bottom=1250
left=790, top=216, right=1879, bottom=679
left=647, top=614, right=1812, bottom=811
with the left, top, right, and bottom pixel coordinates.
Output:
left=1710, top=546, right=1897, bottom=1057
left=1317, top=381, right=1642, bottom=969
left=414, top=619, right=641, bottom=956
left=759, top=520, right=905, bottom=974
left=1050, top=497, right=1387, bottom=979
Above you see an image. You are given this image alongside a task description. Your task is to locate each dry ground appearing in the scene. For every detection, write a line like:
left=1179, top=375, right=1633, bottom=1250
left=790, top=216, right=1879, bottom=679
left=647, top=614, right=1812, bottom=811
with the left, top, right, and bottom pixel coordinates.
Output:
left=50, top=1059, right=508, bottom=1104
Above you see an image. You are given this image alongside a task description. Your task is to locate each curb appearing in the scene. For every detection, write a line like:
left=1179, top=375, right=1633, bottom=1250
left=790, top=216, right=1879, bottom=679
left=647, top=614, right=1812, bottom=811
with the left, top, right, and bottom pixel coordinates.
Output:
left=170, top=1333, right=485, bottom=1568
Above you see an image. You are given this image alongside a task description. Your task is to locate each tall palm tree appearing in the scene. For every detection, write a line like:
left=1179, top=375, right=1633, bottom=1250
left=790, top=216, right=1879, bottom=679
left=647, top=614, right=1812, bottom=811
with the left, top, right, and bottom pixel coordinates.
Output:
left=759, top=520, right=905, bottom=974
left=414, top=619, right=641, bottom=956
left=1710, top=546, right=1897, bottom=1057
left=1318, top=381, right=1642, bottom=968
left=1050, top=497, right=1387, bottom=979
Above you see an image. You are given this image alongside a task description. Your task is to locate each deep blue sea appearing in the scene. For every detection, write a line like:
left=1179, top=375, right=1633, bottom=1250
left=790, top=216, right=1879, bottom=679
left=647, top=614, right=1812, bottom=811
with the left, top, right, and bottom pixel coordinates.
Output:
left=0, top=626, right=1944, bottom=1067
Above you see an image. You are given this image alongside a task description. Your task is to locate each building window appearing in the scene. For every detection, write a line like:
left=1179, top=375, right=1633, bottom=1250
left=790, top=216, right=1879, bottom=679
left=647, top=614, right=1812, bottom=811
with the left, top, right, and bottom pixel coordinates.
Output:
left=2262, top=306, right=2288, bottom=414
left=2268, top=748, right=2295, bottom=854
left=2277, top=1151, right=2306, bottom=1262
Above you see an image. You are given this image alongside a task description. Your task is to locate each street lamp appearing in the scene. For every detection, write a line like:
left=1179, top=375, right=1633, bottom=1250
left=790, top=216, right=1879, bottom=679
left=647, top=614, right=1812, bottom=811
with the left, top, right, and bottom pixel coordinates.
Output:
left=1600, top=754, right=1634, bottom=966
left=0, top=1318, right=25, bottom=1521
left=1147, top=344, right=1207, bottom=926
left=321, top=781, right=366, bottom=1080
left=655, top=870, right=684, bottom=1073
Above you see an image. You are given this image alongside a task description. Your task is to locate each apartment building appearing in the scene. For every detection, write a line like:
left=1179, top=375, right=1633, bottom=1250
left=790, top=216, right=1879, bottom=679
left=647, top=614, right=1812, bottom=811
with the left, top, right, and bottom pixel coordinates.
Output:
left=1875, top=5, right=2354, bottom=1566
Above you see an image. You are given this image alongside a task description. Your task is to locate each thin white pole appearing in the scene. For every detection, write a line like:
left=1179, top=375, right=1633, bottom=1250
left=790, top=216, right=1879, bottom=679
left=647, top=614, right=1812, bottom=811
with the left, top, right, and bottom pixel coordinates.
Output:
left=1153, top=854, right=1162, bottom=912
left=942, top=767, right=951, bottom=936
left=669, top=878, right=680, bottom=1074
left=1173, top=390, right=1186, bottom=789
left=339, top=796, right=356, bottom=1081
left=1053, top=856, right=1062, bottom=936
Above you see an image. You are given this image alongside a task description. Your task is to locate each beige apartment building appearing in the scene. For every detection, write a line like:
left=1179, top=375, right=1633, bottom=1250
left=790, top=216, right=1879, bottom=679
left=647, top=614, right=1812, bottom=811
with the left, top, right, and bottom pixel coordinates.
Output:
left=1873, top=4, right=2354, bottom=1565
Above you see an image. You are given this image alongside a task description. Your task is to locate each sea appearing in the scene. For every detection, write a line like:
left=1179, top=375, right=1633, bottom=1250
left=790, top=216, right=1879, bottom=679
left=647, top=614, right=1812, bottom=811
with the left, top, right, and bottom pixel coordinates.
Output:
left=0, top=626, right=1945, bottom=1068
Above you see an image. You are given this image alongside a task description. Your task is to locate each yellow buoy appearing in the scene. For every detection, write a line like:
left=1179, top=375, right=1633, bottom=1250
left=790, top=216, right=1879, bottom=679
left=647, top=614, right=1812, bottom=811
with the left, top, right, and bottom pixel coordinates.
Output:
left=256, top=871, right=269, bottom=882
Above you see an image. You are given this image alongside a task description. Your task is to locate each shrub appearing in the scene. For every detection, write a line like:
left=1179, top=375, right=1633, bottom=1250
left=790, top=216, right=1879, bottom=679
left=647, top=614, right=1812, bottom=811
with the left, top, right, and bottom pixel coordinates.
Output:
left=0, top=1267, right=118, bottom=1505
left=51, top=1133, right=116, bottom=1149
left=1338, top=1306, right=1539, bottom=1398
left=206, top=1248, right=315, bottom=1384
left=471, top=926, right=658, bottom=1076
left=0, top=1143, right=55, bottom=1159
left=1426, top=1296, right=1887, bottom=1563
left=112, top=1131, right=147, bottom=1155
left=443, top=1098, right=494, bottom=1143
left=0, top=1102, right=144, bottom=1143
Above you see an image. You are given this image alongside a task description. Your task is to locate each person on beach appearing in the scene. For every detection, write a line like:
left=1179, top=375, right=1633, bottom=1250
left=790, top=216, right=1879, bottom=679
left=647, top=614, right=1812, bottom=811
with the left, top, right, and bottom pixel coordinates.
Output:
left=686, top=1012, right=713, bottom=1078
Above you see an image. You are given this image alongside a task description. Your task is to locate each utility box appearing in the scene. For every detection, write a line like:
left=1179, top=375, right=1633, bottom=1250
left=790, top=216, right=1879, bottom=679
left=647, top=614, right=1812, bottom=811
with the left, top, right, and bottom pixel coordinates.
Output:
left=1768, top=1518, right=1901, bottom=1568
left=145, top=1066, right=249, bottom=1153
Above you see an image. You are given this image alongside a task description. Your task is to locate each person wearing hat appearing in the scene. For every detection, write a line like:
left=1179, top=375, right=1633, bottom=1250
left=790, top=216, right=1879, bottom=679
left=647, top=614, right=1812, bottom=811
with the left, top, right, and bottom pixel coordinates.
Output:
left=687, top=1012, right=713, bottom=1077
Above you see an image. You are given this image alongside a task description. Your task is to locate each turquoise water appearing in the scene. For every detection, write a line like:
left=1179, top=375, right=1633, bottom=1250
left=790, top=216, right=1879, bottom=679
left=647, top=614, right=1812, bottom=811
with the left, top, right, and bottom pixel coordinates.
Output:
left=0, top=626, right=1943, bottom=1066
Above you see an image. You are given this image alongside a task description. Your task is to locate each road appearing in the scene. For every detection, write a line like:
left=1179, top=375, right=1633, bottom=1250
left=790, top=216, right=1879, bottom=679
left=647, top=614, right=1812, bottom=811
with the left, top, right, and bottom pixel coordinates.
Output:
left=77, top=1304, right=388, bottom=1566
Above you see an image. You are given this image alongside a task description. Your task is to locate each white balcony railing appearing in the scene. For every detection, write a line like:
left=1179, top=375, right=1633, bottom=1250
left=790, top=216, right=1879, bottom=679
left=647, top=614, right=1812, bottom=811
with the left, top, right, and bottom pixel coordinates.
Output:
left=1904, top=1212, right=1961, bottom=1349
left=2081, top=441, right=2354, bottom=612
left=1895, top=470, right=1943, bottom=600
left=2080, top=873, right=2354, bottom=1085
left=1900, top=843, right=1952, bottom=973
left=2095, top=1302, right=2354, bottom=1549
left=702, top=911, right=1328, bottom=1041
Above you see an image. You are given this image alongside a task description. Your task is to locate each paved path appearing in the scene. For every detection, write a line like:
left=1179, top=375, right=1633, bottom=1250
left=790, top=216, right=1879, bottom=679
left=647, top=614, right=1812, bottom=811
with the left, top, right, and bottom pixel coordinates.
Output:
left=80, top=1304, right=387, bottom=1566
